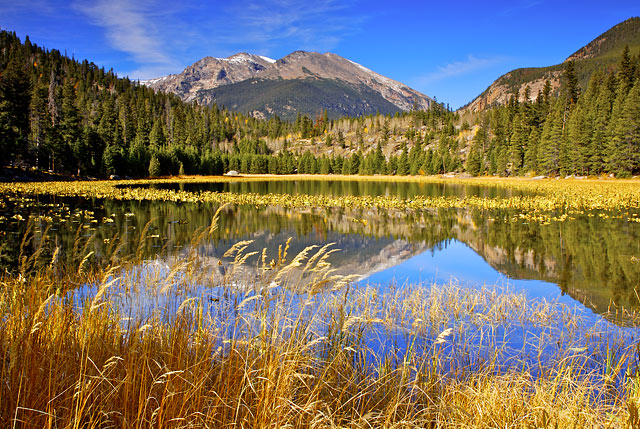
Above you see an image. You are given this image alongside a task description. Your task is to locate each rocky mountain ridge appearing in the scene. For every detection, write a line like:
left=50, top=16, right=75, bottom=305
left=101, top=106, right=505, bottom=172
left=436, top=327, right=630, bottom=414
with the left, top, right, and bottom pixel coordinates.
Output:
left=142, top=53, right=275, bottom=102
left=141, top=51, right=433, bottom=119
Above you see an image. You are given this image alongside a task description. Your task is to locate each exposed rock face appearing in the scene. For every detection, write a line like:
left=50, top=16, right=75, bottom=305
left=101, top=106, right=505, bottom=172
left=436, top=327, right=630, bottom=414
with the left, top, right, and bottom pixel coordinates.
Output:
left=463, top=71, right=562, bottom=114
left=142, top=53, right=274, bottom=102
left=141, top=51, right=432, bottom=116
left=258, top=51, right=431, bottom=111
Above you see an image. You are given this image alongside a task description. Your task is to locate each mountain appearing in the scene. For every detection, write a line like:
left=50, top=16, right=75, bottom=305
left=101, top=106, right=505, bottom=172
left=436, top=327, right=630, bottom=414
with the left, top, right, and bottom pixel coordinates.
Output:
left=463, top=17, right=640, bottom=113
left=141, top=51, right=433, bottom=120
left=142, top=53, right=275, bottom=102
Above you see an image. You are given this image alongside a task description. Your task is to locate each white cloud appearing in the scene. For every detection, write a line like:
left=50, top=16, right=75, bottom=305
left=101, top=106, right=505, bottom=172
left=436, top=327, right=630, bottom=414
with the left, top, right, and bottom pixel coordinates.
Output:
left=414, top=55, right=509, bottom=86
left=71, top=0, right=364, bottom=79
left=73, top=0, right=174, bottom=68
left=498, top=1, right=543, bottom=17
left=0, top=0, right=54, bottom=14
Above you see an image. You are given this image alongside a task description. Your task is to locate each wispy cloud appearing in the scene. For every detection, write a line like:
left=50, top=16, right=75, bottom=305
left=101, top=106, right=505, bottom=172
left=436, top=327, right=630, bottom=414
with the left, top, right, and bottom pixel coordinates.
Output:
left=73, top=0, right=177, bottom=77
left=414, top=55, right=509, bottom=86
left=0, top=0, right=55, bottom=15
left=71, top=0, right=365, bottom=78
left=213, top=0, right=364, bottom=54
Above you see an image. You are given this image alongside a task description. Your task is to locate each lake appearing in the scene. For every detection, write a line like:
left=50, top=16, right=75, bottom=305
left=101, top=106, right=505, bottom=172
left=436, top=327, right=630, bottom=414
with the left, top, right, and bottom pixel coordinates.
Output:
left=3, top=179, right=640, bottom=323
left=4, top=176, right=640, bottom=407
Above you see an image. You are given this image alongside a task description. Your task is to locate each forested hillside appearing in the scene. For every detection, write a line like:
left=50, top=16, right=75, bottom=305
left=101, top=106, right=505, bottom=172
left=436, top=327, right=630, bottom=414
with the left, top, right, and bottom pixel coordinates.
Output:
left=1, top=27, right=639, bottom=179
left=468, top=47, right=640, bottom=177
left=0, top=30, right=454, bottom=178
left=464, top=17, right=640, bottom=114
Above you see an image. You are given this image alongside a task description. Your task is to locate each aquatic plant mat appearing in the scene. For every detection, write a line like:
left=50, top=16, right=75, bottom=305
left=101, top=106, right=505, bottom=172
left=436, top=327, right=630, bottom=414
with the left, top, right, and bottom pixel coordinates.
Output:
left=3, top=175, right=640, bottom=224
left=2, top=217, right=640, bottom=428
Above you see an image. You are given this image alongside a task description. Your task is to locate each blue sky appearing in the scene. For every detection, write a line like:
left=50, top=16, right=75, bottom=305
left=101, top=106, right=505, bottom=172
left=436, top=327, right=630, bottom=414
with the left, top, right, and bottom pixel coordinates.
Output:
left=1, top=1, right=638, bottom=108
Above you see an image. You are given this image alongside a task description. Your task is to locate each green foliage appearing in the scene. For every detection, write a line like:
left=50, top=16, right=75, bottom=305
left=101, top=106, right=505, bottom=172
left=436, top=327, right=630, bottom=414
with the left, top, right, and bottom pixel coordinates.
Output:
left=5, top=26, right=638, bottom=180
left=471, top=46, right=640, bottom=177
left=0, top=56, right=31, bottom=166
left=0, top=29, right=459, bottom=179
left=465, top=132, right=483, bottom=176
left=148, top=154, right=161, bottom=177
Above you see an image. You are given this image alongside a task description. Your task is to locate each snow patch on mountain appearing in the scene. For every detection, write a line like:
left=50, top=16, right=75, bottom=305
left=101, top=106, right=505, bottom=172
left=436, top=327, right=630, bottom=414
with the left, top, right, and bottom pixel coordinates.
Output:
left=140, top=75, right=170, bottom=86
left=258, top=55, right=276, bottom=63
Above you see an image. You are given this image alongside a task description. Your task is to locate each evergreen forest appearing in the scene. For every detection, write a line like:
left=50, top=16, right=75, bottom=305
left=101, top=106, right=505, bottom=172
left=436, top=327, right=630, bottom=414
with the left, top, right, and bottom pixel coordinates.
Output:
left=1, top=29, right=640, bottom=179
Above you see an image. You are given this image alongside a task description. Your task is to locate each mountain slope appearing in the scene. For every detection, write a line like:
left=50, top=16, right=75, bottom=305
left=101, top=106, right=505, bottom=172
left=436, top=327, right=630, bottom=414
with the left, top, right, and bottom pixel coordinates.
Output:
left=143, top=53, right=274, bottom=103
left=194, top=77, right=402, bottom=120
left=142, top=51, right=433, bottom=120
left=463, top=17, right=640, bottom=113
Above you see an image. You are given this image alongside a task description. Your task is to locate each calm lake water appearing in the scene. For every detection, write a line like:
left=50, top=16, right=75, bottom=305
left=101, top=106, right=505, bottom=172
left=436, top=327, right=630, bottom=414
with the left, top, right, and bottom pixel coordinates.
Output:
left=123, top=179, right=535, bottom=198
left=2, top=179, right=640, bottom=325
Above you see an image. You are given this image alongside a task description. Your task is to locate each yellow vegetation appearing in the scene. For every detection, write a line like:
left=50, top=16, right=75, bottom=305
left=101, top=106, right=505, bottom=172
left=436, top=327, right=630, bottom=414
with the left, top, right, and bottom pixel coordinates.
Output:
left=2, top=175, right=640, bottom=224
left=1, top=223, right=639, bottom=427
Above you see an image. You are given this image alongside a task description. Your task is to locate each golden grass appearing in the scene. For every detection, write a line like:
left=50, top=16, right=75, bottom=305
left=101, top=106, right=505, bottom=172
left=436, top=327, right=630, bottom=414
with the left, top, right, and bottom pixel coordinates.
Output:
left=2, top=221, right=640, bottom=428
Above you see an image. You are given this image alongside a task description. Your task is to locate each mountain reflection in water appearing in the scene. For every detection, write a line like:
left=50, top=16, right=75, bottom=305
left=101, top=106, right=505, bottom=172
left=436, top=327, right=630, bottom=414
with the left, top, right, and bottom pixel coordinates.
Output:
left=2, top=186, right=640, bottom=324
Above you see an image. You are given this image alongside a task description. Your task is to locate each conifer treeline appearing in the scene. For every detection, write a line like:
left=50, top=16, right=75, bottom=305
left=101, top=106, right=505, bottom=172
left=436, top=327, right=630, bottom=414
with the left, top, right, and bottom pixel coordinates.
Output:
left=468, top=46, right=640, bottom=177
left=2, top=29, right=639, bottom=178
left=0, top=31, right=326, bottom=177
left=0, top=30, right=456, bottom=177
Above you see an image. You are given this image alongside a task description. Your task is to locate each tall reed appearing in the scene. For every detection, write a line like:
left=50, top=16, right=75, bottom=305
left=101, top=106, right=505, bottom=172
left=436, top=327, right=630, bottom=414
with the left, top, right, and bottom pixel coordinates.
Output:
left=1, top=215, right=639, bottom=428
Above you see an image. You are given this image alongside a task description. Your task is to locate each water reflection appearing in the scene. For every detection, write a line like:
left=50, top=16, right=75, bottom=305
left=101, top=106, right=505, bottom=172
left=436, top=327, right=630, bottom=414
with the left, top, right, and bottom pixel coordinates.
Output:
left=2, top=189, right=640, bottom=322
left=124, top=179, right=535, bottom=199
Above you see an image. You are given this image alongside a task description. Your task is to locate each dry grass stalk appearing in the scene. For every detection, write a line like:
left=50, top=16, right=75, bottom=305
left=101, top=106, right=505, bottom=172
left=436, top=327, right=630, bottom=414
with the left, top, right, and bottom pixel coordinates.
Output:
left=0, top=226, right=639, bottom=428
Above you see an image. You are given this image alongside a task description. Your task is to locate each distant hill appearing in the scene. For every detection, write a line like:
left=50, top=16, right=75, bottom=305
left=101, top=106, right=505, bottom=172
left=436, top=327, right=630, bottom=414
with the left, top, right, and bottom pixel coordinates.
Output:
left=141, top=51, right=433, bottom=120
left=463, top=17, right=640, bottom=113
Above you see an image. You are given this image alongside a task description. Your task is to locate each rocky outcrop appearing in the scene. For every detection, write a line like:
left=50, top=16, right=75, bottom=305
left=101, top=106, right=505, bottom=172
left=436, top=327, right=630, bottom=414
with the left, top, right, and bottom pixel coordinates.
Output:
left=142, top=53, right=274, bottom=102
left=141, top=51, right=432, bottom=115
left=462, top=70, right=561, bottom=114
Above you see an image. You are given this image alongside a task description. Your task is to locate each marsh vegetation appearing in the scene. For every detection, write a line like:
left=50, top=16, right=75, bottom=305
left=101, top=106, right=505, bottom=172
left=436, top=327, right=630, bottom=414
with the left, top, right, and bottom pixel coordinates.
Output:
left=2, top=176, right=640, bottom=427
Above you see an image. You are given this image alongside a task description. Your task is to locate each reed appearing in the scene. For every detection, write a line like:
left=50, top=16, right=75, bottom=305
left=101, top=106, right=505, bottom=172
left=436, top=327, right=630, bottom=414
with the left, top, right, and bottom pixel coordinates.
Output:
left=1, top=223, right=639, bottom=428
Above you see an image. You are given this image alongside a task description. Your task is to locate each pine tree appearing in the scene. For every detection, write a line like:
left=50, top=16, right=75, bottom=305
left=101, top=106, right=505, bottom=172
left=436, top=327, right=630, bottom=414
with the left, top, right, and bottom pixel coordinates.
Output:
left=408, top=140, right=424, bottom=175
left=523, top=126, right=540, bottom=173
left=341, top=156, right=351, bottom=175
left=589, top=75, right=614, bottom=174
left=465, top=138, right=482, bottom=176
left=563, top=60, right=580, bottom=106
left=566, top=81, right=595, bottom=175
left=508, top=113, right=526, bottom=174
left=268, top=156, right=280, bottom=174
left=490, top=108, right=509, bottom=175
left=59, top=79, right=81, bottom=173
left=149, top=119, right=166, bottom=148
left=148, top=154, right=161, bottom=176
left=618, top=45, right=634, bottom=95
left=28, top=81, right=50, bottom=169
left=352, top=150, right=362, bottom=175
left=538, top=98, right=565, bottom=175
left=129, top=118, right=151, bottom=176
left=607, top=80, right=640, bottom=176
left=102, top=144, right=124, bottom=176
left=421, top=149, right=433, bottom=175
left=0, top=57, right=31, bottom=165
left=397, top=145, right=409, bottom=175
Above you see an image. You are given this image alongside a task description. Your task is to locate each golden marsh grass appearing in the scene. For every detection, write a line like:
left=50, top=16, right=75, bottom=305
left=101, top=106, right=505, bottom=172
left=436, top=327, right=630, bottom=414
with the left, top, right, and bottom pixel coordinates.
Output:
left=1, top=219, right=640, bottom=428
